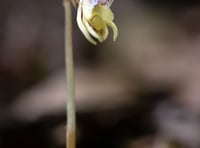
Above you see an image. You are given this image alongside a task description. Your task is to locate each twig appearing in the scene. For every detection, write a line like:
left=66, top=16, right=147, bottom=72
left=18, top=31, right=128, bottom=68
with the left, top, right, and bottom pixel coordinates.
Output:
left=64, top=0, right=76, bottom=148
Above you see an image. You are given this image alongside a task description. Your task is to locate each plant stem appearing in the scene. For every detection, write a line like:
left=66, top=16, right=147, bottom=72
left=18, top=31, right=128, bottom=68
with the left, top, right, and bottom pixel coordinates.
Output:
left=64, top=0, right=76, bottom=148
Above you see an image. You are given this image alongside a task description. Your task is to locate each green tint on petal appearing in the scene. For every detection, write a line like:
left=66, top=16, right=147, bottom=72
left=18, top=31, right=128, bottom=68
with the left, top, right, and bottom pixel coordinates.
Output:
left=90, top=15, right=105, bottom=31
left=89, top=14, right=109, bottom=41
left=83, top=15, right=101, bottom=41
left=93, top=5, right=114, bottom=22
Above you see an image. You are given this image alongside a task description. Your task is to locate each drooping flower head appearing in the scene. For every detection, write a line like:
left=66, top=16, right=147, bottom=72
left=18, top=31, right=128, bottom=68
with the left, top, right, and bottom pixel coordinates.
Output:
left=77, top=0, right=118, bottom=45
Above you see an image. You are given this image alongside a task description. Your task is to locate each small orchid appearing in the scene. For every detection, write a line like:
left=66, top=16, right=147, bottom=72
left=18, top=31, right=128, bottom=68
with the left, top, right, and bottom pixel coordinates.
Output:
left=77, top=0, right=118, bottom=45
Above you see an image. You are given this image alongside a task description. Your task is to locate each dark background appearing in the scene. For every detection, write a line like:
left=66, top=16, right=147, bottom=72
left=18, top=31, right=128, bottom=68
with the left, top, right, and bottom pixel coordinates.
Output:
left=0, top=0, right=200, bottom=148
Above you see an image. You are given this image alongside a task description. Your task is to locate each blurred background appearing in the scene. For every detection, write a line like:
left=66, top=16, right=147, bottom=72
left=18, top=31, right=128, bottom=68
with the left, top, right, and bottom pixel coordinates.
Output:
left=0, top=0, right=200, bottom=148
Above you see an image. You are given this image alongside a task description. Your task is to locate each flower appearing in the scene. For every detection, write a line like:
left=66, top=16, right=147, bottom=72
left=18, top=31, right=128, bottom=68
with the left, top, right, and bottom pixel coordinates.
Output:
left=77, top=0, right=118, bottom=45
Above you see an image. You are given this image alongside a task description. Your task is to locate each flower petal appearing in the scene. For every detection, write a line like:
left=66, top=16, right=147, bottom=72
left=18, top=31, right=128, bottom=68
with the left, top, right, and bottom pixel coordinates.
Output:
left=77, top=4, right=97, bottom=45
left=89, top=13, right=109, bottom=41
left=106, top=21, right=118, bottom=41
left=82, top=0, right=96, bottom=19
left=93, top=5, right=118, bottom=41
left=83, top=16, right=102, bottom=41
left=98, top=0, right=113, bottom=7
left=93, top=5, right=114, bottom=22
left=77, top=0, right=118, bottom=44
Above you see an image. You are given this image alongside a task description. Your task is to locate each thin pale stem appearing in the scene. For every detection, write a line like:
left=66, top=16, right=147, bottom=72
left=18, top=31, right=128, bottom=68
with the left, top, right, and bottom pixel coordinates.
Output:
left=64, top=0, right=76, bottom=148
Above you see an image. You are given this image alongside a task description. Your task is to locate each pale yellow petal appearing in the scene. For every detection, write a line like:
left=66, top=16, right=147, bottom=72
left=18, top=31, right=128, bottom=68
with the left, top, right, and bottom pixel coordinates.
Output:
left=93, top=5, right=114, bottom=21
left=102, top=24, right=109, bottom=41
left=77, top=4, right=97, bottom=45
left=89, top=14, right=109, bottom=41
left=82, top=16, right=103, bottom=42
left=93, top=4, right=118, bottom=41
left=106, top=21, right=118, bottom=41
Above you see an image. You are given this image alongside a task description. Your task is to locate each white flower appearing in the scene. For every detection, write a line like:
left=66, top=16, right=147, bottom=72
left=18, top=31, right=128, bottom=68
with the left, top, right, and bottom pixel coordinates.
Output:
left=77, top=0, right=118, bottom=45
